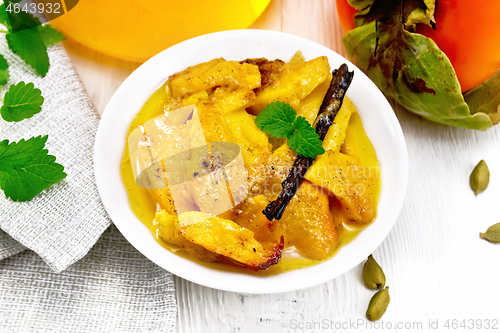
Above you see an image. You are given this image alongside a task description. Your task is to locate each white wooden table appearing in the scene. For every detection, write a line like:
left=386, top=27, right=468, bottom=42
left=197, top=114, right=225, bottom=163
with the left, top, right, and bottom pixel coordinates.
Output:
left=65, top=1, right=500, bottom=331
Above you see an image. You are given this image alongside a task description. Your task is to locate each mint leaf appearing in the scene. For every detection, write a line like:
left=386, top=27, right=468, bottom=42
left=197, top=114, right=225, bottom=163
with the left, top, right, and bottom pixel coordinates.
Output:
left=255, top=101, right=296, bottom=138
left=5, top=3, right=41, bottom=32
left=1, top=81, right=44, bottom=122
left=293, top=115, right=313, bottom=131
left=0, top=135, right=46, bottom=164
left=288, top=117, right=325, bottom=158
left=6, top=28, right=49, bottom=76
left=38, top=24, right=65, bottom=47
left=0, top=4, right=9, bottom=27
left=0, top=135, right=66, bottom=202
left=255, top=102, right=325, bottom=158
left=0, top=54, right=9, bottom=85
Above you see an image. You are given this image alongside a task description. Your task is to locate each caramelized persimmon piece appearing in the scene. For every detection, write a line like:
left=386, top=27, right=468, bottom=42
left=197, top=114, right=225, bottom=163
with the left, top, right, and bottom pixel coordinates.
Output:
left=321, top=97, right=354, bottom=152
left=205, top=87, right=257, bottom=115
left=170, top=58, right=261, bottom=98
left=155, top=210, right=220, bottom=263
left=229, top=195, right=283, bottom=243
left=223, top=109, right=272, bottom=167
left=196, top=109, right=231, bottom=143
left=305, top=151, right=377, bottom=224
left=267, top=142, right=297, bottom=183
left=248, top=56, right=331, bottom=114
left=244, top=142, right=297, bottom=197
left=280, top=181, right=339, bottom=260
left=177, top=212, right=284, bottom=270
left=296, top=73, right=333, bottom=124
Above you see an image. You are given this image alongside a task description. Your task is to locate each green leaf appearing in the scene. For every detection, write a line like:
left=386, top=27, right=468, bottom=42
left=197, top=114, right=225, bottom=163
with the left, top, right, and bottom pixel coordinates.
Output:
left=0, top=4, right=9, bottom=27
left=6, top=28, right=49, bottom=76
left=343, top=20, right=492, bottom=130
left=254, top=102, right=326, bottom=158
left=255, top=101, right=296, bottom=138
left=347, top=0, right=375, bottom=11
left=0, top=54, right=9, bottom=85
left=347, top=0, right=436, bottom=29
left=464, top=69, right=500, bottom=126
left=293, top=115, right=314, bottom=131
left=349, top=0, right=400, bottom=28
left=406, top=0, right=436, bottom=30
left=1, top=81, right=44, bottom=122
left=0, top=135, right=66, bottom=202
left=288, top=117, right=325, bottom=158
left=38, top=24, right=65, bottom=47
left=5, top=5, right=41, bottom=32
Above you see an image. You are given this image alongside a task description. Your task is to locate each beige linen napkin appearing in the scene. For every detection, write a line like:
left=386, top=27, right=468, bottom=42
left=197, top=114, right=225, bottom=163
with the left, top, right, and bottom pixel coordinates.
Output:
left=0, top=38, right=110, bottom=272
left=0, top=230, right=25, bottom=260
left=0, top=36, right=177, bottom=332
left=0, top=225, right=177, bottom=333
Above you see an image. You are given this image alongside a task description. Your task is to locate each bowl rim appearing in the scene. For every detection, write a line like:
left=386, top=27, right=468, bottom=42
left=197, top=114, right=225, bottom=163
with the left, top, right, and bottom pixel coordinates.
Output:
left=94, top=29, right=409, bottom=294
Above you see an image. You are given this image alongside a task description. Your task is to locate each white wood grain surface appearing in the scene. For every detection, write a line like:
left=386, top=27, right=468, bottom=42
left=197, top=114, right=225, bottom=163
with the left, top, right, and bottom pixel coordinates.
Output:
left=64, top=0, right=500, bottom=332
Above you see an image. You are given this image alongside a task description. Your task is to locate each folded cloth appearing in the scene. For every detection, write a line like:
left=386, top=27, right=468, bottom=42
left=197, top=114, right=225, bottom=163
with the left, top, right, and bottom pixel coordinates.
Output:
left=0, top=230, right=25, bottom=261
left=0, top=225, right=177, bottom=333
left=0, top=39, right=110, bottom=272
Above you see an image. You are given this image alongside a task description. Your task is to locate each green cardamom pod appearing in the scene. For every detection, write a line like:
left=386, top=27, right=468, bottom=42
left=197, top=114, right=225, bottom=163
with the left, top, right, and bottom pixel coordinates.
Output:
left=363, top=254, right=386, bottom=289
left=480, top=222, right=500, bottom=243
left=366, top=286, right=390, bottom=321
left=470, top=160, right=490, bottom=196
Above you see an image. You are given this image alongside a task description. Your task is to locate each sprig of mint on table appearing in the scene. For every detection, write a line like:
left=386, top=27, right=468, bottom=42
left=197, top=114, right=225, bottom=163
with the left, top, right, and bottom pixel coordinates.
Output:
left=0, top=2, right=67, bottom=202
left=0, top=0, right=65, bottom=79
left=255, top=101, right=325, bottom=158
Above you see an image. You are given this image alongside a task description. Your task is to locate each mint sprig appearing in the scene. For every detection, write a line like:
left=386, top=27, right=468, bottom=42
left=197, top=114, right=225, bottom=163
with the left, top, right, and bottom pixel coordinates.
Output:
left=0, top=135, right=66, bottom=202
left=0, top=5, right=67, bottom=202
left=0, top=83, right=66, bottom=202
left=0, top=3, right=65, bottom=78
left=255, top=101, right=325, bottom=158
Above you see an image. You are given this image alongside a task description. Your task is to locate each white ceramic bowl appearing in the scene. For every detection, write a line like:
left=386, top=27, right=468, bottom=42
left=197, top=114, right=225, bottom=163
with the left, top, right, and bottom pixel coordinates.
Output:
left=94, top=30, right=408, bottom=294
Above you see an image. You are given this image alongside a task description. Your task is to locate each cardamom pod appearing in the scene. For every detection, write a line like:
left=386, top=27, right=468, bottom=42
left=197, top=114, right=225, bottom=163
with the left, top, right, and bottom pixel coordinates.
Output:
left=366, top=286, right=390, bottom=321
left=363, top=254, right=386, bottom=289
left=480, top=222, right=500, bottom=243
left=470, top=160, right=490, bottom=196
